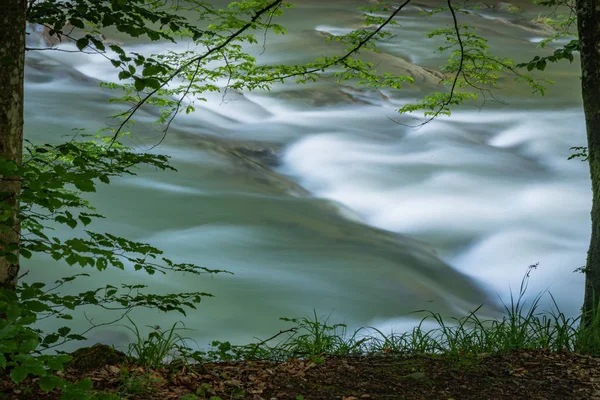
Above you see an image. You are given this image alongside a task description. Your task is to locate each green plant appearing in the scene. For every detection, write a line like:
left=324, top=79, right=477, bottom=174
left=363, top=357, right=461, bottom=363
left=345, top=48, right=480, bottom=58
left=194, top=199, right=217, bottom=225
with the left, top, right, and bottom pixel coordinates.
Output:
left=279, top=311, right=367, bottom=357
left=575, top=295, right=600, bottom=354
left=363, top=266, right=594, bottom=357
left=0, top=288, right=99, bottom=398
left=92, top=392, right=125, bottom=400
left=228, top=387, right=245, bottom=399
left=195, top=382, right=213, bottom=398
left=0, top=139, right=224, bottom=397
left=116, top=368, right=161, bottom=398
left=216, top=266, right=599, bottom=361
left=125, top=317, right=193, bottom=368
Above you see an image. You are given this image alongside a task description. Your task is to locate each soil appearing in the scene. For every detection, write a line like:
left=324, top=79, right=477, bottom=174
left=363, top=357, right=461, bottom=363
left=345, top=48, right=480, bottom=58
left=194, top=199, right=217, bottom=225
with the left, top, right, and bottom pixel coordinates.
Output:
left=2, top=349, right=600, bottom=399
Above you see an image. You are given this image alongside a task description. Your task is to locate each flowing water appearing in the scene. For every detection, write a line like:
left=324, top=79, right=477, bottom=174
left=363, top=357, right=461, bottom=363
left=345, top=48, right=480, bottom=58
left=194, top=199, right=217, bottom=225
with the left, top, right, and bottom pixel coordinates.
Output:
left=24, top=1, right=588, bottom=348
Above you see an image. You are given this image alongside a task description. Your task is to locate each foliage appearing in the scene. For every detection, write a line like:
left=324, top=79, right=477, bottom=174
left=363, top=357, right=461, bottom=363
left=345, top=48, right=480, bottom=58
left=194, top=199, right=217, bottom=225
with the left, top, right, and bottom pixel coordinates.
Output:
left=0, top=288, right=100, bottom=399
left=2, top=0, right=596, bottom=396
left=91, top=393, right=124, bottom=400
left=367, top=266, right=585, bottom=356
left=183, top=312, right=365, bottom=363
left=125, top=317, right=194, bottom=368
left=0, top=137, right=225, bottom=396
left=568, top=146, right=588, bottom=161
left=18, top=137, right=223, bottom=275
left=575, top=297, right=600, bottom=355
left=278, top=311, right=367, bottom=359
left=190, top=267, right=600, bottom=363
left=518, top=39, right=579, bottom=71
left=400, top=3, right=550, bottom=118
left=3, top=137, right=226, bottom=346
left=25, top=0, right=418, bottom=141
left=519, top=0, right=579, bottom=70
left=115, top=367, right=161, bottom=398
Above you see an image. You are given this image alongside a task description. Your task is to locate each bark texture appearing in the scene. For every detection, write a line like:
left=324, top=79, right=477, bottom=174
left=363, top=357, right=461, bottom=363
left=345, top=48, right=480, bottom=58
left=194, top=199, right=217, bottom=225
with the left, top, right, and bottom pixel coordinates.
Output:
left=577, top=0, right=600, bottom=321
left=0, top=0, right=26, bottom=290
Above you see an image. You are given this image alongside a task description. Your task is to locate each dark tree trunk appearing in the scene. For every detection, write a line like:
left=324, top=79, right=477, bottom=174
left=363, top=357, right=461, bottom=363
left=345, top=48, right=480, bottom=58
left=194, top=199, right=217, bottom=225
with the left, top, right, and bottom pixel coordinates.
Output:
left=576, top=0, right=600, bottom=323
left=0, top=0, right=25, bottom=291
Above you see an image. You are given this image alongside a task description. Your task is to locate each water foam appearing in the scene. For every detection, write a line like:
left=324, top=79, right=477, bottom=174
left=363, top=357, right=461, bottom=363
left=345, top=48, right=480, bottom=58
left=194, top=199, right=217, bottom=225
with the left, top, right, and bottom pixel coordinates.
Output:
left=282, top=107, right=589, bottom=316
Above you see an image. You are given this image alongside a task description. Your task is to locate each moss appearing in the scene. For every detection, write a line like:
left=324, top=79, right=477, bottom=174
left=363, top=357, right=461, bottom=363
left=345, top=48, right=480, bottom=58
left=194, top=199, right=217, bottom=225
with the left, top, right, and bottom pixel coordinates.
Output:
left=68, top=343, right=129, bottom=372
left=445, top=355, right=483, bottom=373
left=396, top=371, right=427, bottom=381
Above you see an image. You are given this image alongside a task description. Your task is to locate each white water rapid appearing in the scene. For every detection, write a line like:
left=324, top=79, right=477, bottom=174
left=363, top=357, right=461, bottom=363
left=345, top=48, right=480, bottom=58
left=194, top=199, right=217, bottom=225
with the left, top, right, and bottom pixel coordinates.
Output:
left=24, top=0, right=588, bottom=347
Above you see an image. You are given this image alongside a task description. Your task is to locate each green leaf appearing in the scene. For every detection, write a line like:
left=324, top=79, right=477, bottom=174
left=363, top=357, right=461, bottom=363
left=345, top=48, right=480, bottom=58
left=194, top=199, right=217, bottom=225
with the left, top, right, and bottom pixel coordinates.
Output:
left=537, top=59, right=547, bottom=71
left=5, top=252, right=18, bottom=264
left=6, top=303, right=20, bottom=322
left=42, top=334, right=59, bottom=345
left=91, top=38, right=106, bottom=51
left=65, top=254, right=77, bottom=266
left=76, top=37, right=89, bottom=51
left=39, top=375, right=57, bottom=392
left=96, top=257, right=108, bottom=270
left=10, top=366, right=28, bottom=384
left=73, top=179, right=96, bottom=192
left=142, top=65, right=160, bottom=77
left=58, top=326, right=71, bottom=336
left=0, top=325, right=18, bottom=340
left=144, top=78, right=161, bottom=90
left=76, top=378, right=93, bottom=391
left=70, top=19, right=84, bottom=29
left=110, top=45, right=125, bottom=55
left=134, top=78, right=145, bottom=91
left=24, top=300, right=49, bottom=313
left=19, top=338, right=40, bottom=353
left=78, top=215, right=92, bottom=226
left=46, top=354, right=71, bottom=371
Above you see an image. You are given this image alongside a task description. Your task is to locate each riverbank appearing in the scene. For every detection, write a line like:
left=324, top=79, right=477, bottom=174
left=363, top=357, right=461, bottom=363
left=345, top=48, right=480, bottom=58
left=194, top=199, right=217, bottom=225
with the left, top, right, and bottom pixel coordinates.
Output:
left=4, top=281, right=600, bottom=400
left=3, top=348, right=599, bottom=399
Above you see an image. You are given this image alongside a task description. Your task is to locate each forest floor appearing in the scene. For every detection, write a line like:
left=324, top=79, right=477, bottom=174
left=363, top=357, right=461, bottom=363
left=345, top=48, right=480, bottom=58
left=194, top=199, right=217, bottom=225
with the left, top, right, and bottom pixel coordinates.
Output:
left=2, top=348, right=600, bottom=399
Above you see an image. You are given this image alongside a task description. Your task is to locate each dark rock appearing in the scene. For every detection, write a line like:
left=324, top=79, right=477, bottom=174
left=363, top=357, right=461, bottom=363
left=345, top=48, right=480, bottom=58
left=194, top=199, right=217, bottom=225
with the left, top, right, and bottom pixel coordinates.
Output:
left=67, top=343, right=129, bottom=373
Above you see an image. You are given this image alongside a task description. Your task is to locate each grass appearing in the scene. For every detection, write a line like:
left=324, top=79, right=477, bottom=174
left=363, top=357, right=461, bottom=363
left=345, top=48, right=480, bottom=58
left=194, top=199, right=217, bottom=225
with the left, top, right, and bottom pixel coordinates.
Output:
left=178, top=265, right=600, bottom=363
left=124, top=316, right=196, bottom=368
left=11, top=267, right=600, bottom=399
left=117, top=266, right=600, bottom=369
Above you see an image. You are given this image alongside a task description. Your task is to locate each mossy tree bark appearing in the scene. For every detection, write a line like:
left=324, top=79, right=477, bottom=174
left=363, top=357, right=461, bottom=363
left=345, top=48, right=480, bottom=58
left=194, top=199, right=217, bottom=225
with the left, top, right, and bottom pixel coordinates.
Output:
left=577, top=0, right=600, bottom=323
left=0, top=0, right=25, bottom=291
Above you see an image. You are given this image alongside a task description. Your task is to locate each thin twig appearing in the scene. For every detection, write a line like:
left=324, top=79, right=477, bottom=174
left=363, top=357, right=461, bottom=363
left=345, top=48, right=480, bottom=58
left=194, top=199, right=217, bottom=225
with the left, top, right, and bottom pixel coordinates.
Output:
left=249, top=328, right=298, bottom=355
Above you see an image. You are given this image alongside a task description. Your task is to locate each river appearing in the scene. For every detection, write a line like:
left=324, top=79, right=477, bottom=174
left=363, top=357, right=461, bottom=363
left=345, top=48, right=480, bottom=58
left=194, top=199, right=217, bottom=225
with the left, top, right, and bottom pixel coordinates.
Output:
left=24, top=0, right=588, bottom=349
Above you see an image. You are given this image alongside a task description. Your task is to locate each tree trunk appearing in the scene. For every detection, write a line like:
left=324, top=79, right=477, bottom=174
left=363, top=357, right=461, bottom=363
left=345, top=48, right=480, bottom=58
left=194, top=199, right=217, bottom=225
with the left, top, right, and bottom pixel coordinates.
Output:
left=577, top=0, right=600, bottom=323
left=0, top=0, right=25, bottom=291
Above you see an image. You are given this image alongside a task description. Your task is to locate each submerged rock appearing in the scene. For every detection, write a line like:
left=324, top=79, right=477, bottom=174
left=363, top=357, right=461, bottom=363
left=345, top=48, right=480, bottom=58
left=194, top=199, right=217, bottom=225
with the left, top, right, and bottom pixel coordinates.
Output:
left=493, top=17, right=556, bottom=36
left=313, top=30, right=446, bottom=85
left=273, top=85, right=390, bottom=108
left=179, top=133, right=310, bottom=196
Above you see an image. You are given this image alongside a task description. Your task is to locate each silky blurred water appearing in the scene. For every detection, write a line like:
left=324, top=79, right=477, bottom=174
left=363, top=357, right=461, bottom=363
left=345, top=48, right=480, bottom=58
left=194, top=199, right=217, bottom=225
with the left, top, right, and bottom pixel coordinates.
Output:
left=23, top=0, right=587, bottom=349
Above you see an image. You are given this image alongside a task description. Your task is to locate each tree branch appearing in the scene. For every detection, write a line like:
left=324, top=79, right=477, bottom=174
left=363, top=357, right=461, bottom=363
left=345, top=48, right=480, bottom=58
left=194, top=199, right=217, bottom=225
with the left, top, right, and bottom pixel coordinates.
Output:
left=110, top=0, right=286, bottom=144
